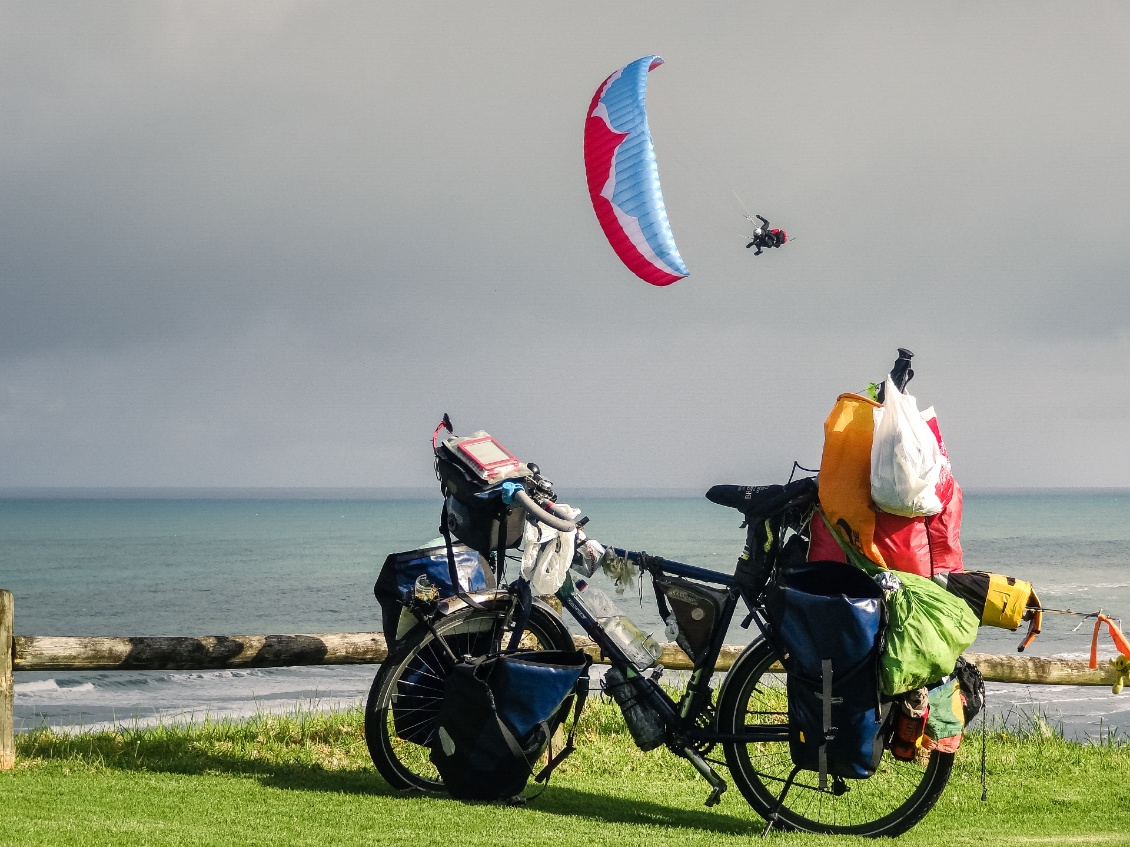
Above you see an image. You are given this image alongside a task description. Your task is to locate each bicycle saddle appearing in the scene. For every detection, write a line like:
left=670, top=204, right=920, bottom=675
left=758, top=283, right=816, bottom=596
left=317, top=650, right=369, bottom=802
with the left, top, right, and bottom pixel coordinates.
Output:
left=705, top=477, right=818, bottom=524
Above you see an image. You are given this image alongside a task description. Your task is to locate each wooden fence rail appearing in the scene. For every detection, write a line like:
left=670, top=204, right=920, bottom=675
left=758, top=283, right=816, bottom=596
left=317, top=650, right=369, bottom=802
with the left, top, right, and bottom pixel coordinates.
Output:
left=1, top=589, right=1124, bottom=770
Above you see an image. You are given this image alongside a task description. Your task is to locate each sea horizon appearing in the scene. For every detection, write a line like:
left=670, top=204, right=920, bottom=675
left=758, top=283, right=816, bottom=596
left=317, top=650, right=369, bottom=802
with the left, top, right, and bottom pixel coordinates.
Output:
left=3, top=486, right=1129, bottom=500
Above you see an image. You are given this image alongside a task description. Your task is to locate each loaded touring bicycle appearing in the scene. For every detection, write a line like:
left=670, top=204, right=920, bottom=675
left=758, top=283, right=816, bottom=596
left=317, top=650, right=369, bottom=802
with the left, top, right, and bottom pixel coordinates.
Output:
left=365, top=400, right=964, bottom=837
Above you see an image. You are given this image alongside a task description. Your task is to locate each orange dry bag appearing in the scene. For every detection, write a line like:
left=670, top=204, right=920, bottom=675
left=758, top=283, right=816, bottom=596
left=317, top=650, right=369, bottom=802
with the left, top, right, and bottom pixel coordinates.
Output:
left=818, top=393, right=887, bottom=567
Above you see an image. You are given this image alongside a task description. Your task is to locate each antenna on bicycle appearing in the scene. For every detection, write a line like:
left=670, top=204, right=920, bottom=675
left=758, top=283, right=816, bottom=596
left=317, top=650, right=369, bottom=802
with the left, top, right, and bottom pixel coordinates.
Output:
left=432, top=413, right=454, bottom=453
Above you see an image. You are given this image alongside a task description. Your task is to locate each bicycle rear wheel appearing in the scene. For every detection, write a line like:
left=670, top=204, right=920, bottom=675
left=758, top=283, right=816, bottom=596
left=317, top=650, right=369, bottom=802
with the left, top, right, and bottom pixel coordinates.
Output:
left=718, top=638, right=953, bottom=837
left=365, top=599, right=574, bottom=791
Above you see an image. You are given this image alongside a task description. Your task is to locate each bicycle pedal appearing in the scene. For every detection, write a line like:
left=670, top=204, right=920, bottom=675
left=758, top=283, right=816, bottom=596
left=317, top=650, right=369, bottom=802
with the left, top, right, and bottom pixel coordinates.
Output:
left=704, top=782, right=726, bottom=807
left=683, top=746, right=728, bottom=806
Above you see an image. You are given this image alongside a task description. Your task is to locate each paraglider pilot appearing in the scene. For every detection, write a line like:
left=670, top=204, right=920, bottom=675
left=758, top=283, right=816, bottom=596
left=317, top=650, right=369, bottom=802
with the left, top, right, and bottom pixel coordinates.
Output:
left=746, top=215, right=788, bottom=255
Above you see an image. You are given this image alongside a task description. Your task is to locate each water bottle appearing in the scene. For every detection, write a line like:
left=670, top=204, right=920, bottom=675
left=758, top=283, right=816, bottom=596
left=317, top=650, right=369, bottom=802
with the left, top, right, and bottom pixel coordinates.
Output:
left=568, top=573, right=619, bottom=619
left=664, top=616, right=680, bottom=642
left=600, top=616, right=663, bottom=671
left=568, top=572, right=663, bottom=670
left=414, top=574, right=438, bottom=602
left=890, top=688, right=929, bottom=762
left=604, top=666, right=665, bottom=751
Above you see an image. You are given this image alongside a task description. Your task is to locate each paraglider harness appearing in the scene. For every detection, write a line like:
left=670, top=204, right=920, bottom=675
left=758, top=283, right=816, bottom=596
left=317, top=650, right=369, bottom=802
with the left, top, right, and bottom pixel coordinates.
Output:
left=745, top=214, right=788, bottom=255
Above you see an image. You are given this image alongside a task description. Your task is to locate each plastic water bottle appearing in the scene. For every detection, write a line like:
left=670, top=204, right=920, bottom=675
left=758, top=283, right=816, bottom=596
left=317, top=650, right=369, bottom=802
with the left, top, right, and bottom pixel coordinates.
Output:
left=568, top=573, right=619, bottom=618
left=664, top=616, right=680, bottom=642
left=569, top=572, right=662, bottom=670
left=604, top=666, right=665, bottom=750
left=601, top=616, right=663, bottom=670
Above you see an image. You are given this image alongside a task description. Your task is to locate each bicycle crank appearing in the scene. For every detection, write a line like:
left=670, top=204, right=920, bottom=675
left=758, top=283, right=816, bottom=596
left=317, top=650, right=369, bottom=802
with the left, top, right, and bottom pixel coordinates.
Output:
left=682, top=745, right=728, bottom=807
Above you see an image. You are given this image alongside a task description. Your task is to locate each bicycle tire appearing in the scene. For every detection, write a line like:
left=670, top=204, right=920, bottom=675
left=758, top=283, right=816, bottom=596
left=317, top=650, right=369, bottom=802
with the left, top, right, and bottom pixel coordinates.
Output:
left=365, top=599, right=574, bottom=791
left=717, top=638, right=954, bottom=837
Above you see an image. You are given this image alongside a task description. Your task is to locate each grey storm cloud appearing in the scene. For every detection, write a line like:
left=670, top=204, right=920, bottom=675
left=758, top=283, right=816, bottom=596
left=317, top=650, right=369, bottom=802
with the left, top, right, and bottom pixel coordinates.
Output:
left=1, top=2, right=1128, bottom=490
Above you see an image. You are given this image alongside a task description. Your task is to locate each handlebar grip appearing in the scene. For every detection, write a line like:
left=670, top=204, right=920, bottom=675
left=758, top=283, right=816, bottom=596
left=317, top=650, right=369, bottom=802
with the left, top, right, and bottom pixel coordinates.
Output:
left=891, top=353, right=914, bottom=394
left=512, top=488, right=577, bottom=532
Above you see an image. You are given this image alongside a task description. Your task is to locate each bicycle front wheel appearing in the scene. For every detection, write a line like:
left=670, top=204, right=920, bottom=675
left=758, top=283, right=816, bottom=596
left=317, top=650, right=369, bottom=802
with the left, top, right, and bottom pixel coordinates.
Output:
left=365, top=599, right=574, bottom=792
left=717, top=638, right=953, bottom=837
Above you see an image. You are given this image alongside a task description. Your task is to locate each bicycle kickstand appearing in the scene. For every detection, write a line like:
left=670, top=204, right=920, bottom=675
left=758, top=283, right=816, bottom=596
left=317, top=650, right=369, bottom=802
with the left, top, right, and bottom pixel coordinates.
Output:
left=761, top=765, right=801, bottom=838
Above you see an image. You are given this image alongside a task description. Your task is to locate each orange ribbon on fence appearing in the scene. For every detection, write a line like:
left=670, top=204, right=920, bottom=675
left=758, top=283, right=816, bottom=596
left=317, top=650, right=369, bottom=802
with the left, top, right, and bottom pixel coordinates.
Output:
left=1089, top=614, right=1130, bottom=670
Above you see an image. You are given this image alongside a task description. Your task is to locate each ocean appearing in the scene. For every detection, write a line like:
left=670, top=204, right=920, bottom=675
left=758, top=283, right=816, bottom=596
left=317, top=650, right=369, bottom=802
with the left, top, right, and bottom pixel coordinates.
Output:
left=2, top=490, right=1128, bottom=740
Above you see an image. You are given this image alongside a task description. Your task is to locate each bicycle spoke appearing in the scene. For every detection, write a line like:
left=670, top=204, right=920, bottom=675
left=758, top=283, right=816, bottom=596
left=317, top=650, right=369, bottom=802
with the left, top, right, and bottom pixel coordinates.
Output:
left=366, top=603, right=574, bottom=792
left=720, top=640, right=953, bottom=836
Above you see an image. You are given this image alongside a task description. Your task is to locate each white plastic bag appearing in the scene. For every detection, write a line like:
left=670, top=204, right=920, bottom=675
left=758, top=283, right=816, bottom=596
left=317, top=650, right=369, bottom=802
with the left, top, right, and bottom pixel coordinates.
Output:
left=519, top=504, right=580, bottom=594
left=870, top=377, right=945, bottom=517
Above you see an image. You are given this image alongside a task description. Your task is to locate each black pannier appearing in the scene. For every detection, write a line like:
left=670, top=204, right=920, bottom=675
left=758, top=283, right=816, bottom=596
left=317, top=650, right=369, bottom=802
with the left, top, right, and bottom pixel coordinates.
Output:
left=430, top=650, right=590, bottom=802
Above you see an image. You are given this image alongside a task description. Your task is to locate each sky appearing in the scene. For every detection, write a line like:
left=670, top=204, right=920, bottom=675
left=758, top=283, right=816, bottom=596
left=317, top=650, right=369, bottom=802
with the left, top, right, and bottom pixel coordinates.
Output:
left=1, top=2, right=1128, bottom=491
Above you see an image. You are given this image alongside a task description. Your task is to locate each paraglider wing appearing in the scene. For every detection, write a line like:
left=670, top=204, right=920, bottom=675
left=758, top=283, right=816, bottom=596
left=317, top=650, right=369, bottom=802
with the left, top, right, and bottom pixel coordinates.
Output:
left=584, top=56, right=689, bottom=286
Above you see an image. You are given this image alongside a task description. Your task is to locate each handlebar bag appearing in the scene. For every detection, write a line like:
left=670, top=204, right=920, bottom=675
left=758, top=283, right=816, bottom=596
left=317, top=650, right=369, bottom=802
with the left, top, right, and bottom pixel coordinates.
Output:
left=430, top=650, right=590, bottom=802
left=442, top=490, right=527, bottom=557
left=766, top=561, right=888, bottom=782
left=435, top=435, right=531, bottom=556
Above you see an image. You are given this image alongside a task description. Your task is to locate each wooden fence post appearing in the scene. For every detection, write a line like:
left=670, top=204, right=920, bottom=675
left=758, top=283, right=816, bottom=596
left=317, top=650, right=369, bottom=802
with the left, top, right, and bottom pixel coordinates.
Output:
left=1, top=589, right=13, bottom=770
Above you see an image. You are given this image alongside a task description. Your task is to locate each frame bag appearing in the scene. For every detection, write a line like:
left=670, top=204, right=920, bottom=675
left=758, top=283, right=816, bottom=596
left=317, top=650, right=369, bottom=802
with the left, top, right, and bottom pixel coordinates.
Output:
left=653, top=575, right=730, bottom=662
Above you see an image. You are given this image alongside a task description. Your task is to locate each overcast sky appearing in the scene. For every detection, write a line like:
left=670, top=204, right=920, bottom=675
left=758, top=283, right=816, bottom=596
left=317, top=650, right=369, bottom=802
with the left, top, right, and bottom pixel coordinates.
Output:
left=1, top=2, right=1127, bottom=491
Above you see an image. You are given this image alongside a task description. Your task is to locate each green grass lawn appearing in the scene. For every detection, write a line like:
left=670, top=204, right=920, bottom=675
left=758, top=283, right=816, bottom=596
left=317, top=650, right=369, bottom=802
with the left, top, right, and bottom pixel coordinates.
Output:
left=4, top=698, right=1129, bottom=847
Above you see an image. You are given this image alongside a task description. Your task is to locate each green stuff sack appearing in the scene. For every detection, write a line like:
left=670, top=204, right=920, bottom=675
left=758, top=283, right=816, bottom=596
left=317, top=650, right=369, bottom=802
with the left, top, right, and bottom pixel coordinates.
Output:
left=881, top=571, right=979, bottom=696
left=818, top=511, right=981, bottom=697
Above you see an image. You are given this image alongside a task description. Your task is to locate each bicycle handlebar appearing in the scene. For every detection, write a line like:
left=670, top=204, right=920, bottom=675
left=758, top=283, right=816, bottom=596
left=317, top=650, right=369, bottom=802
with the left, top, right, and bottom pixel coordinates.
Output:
left=512, top=488, right=577, bottom=532
left=890, top=348, right=915, bottom=393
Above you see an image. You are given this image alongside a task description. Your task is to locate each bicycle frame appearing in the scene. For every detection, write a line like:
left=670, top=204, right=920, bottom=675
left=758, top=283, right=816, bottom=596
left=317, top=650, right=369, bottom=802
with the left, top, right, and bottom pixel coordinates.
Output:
left=555, top=547, right=788, bottom=747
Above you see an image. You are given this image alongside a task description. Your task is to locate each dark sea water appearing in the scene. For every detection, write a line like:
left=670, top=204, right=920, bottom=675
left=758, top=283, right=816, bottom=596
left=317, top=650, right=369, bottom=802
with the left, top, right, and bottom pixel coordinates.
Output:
left=2, top=490, right=1128, bottom=739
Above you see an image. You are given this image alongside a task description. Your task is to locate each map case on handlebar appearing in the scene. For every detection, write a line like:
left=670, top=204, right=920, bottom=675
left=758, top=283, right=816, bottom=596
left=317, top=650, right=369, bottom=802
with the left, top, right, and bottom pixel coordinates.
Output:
left=451, top=436, right=522, bottom=481
left=436, top=431, right=530, bottom=493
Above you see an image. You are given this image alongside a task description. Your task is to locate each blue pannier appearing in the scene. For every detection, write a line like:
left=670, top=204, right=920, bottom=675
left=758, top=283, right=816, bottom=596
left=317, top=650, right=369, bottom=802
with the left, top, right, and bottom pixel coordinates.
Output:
left=767, top=561, right=889, bottom=783
left=373, top=541, right=495, bottom=646
left=430, top=650, right=590, bottom=802
left=489, top=652, right=589, bottom=743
